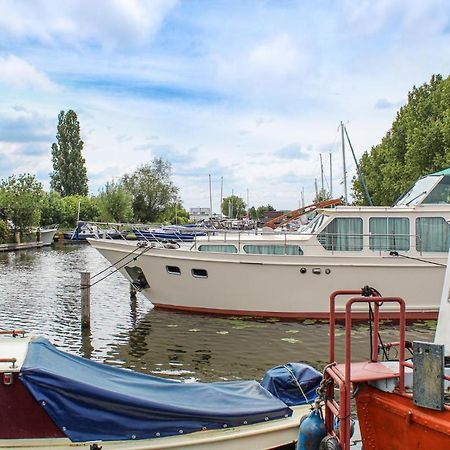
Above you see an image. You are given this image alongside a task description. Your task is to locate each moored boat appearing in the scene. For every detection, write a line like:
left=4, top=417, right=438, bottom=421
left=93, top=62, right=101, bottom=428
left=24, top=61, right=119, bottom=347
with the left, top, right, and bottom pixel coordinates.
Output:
left=0, top=332, right=319, bottom=449
left=89, top=169, right=450, bottom=319
left=318, top=263, right=450, bottom=449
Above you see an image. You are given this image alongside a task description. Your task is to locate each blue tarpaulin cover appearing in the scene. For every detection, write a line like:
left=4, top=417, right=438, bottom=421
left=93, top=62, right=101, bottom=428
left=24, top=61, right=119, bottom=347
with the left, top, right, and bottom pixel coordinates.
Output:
left=260, top=363, right=322, bottom=406
left=20, top=337, right=292, bottom=442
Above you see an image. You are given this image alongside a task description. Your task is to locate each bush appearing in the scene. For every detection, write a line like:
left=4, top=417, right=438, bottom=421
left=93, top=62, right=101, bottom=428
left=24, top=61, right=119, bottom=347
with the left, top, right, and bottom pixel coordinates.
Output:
left=0, top=220, right=8, bottom=244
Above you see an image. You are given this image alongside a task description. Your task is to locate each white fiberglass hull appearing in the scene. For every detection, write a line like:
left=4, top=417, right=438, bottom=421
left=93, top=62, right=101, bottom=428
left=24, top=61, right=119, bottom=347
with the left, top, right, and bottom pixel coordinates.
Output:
left=0, top=405, right=306, bottom=449
left=90, top=240, right=444, bottom=319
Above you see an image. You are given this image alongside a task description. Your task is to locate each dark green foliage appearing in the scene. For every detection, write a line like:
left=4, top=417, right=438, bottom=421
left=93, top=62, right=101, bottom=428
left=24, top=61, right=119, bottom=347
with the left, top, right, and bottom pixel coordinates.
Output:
left=222, top=195, right=246, bottom=218
left=97, top=180, right=133, bottom=223
left=353, top=74, right=450, bottom=205
left=0, top=220, right=8, bottom=244
left=50, top=110, right=88, bottom=197
left=60, top=195, right=100, bottom=227
left=255, top=204, right=275, bottom=219
left=0, top=174, right=44, bottom=233
left=122, top=158, right=178, bottom=223
left=40, top=191, right=65, bottom=226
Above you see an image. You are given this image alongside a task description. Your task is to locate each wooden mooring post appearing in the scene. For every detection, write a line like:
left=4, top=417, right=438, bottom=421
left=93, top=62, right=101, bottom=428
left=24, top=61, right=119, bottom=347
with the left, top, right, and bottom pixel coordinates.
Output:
left=130, top=283, right=137, bottom=299
left=81, top=272, right=91, bottom=329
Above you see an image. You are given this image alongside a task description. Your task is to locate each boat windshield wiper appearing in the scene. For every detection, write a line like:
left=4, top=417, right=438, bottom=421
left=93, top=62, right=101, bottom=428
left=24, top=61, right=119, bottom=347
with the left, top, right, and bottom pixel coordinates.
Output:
left=405, top=191, right=427, bottom=206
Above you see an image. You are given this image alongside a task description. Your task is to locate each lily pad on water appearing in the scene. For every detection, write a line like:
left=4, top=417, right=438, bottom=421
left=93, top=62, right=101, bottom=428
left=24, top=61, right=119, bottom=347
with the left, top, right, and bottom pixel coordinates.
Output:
left=281, top=337, right=302, bottom=344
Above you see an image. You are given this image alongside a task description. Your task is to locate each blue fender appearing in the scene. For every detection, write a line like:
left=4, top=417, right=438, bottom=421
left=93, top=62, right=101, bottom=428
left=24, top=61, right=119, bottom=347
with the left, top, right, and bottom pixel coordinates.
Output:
left=296, top=408, right=326, bottom=450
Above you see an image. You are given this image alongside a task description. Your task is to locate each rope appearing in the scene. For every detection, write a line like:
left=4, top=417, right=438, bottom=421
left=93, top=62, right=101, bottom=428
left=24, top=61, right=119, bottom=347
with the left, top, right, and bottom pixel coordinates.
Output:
left=282, top=364, right=312, bottom=405
left=389, top=251, right=446, bottom=267
left=81, top=243, right=154, bottom=289
left=90, top=242, right=147, bottom=279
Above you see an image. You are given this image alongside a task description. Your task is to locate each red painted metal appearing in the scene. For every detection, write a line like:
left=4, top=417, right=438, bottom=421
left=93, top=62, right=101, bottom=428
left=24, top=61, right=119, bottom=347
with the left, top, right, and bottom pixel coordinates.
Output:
left=355, top=383, right=450, bottom=449
left=0, top=379, right=65, bottom=438
left=325, top=291, right=407, bottom=450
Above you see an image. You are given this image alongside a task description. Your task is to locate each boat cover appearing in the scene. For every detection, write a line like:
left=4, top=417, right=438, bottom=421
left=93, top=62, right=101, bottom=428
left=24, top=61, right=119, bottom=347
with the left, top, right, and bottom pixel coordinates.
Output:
left=20, top=337, right=292, bottom=442
left=260, top=363, right=322, bottom=406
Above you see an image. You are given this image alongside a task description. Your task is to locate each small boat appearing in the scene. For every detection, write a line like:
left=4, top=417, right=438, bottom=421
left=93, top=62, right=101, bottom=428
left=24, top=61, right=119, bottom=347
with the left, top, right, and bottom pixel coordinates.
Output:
left=0, top=334, right=320, bottom=449
left=36, top=227, right=57, bottom=246
left=64, top=222, right=104, bottom=240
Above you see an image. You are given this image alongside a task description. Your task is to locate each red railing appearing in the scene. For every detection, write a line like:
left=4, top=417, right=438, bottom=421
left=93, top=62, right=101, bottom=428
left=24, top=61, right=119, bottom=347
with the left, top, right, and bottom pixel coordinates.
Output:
left=326, top=290, right=406, bottom=450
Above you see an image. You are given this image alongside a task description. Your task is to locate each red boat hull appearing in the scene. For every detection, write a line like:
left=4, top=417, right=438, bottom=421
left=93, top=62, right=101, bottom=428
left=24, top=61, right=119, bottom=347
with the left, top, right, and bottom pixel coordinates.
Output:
left=355, top=383, right=450, bottom=450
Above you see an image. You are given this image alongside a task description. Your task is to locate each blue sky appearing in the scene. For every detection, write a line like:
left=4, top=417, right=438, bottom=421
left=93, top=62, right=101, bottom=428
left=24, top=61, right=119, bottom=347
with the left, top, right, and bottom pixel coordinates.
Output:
left=0, top=0, right=449, bottom=211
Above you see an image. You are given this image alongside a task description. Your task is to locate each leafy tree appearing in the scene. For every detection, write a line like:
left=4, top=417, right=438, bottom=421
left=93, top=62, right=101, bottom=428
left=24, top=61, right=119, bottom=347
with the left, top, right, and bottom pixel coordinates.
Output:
left=122, top=158, right=179, bottom=223
left=97, top=180, right=133, bottom=223
left=353, top=74, right=450, bottom=205
left=313, top=188, right=332, bottom=203
left=0, top=174, right=44, bottom=241
left=40, top=191, right=65, bottom=226
left=161, top=200, right=189, bottom=225
left=60, top=195, right=100, bottom=227
left=248, top=206, right=257, bottom=219
left=222, top=195, right=246, bottom=218
left=0, top=220, right=8, bottom=244
left=256, top=204, right=275, bottom=219
left=50, top=110, right=88, bottom=196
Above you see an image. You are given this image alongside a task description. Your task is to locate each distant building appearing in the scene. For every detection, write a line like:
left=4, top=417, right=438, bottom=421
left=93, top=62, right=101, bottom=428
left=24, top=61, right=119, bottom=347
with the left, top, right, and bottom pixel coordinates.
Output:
left=190, top=207, right=211, bottom=222
left=259, top=210, right=287, bottom=226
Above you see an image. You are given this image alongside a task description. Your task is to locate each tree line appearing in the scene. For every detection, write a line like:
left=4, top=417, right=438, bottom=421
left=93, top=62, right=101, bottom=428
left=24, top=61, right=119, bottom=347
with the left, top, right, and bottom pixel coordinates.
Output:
left=353, top=74, right=450, bottom=205
left=0, top=110, right=187, bottom=243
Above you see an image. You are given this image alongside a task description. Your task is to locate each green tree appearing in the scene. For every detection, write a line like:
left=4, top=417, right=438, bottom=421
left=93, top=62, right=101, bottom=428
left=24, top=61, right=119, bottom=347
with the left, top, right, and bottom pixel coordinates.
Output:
left=40, top=191, right=65, bottom=226
left=353, top=74, right=450, bottom=205
left=0, top=174, right=44, bottom=240
left=256, top=204, right=275, bottom=219
left=61, top=195, right=100, bottom=227
left=161, top=200, right=189, bottom=225
left=50, top=110, right=88, bottom=196
left=122, top=158, right=179, bottom=223
left=222, top=195, right=246, bottom=218
left=313, top=188, right=332, bottom=203
left=97, top=180, right=133, bottom=223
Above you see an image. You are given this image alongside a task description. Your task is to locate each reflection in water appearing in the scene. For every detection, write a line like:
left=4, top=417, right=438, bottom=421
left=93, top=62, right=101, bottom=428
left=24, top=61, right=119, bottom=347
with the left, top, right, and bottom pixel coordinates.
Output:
left=0, top=245, right=437, bottom=382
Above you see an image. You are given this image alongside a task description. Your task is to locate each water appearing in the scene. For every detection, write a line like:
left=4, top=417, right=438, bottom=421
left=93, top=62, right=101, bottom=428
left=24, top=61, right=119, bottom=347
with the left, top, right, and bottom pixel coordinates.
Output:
left=0, top=245, right=436, bottom=381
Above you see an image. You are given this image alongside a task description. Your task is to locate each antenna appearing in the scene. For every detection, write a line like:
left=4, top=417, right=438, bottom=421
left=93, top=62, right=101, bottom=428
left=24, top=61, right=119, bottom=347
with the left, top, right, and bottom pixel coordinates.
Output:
left=340, top=121, right=348, bottom=205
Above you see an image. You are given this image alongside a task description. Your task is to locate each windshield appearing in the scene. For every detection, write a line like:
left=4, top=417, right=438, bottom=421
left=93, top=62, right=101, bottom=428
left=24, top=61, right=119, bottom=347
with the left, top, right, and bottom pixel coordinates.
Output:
left=395, top=175, right=442, bottom=206
left=300, top=214, right=328, bottom=233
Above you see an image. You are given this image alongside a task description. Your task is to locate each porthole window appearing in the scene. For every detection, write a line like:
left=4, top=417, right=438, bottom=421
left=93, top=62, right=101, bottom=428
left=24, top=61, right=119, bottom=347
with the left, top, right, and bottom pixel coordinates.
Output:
left=166, top=265, right=181, bottom=275
left=192, top=268, right=208, bottom=278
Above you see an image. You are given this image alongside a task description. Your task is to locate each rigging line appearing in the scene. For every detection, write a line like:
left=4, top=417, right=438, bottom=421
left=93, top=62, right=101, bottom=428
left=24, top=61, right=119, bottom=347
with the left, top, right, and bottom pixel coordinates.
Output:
left=389, top=251, right=447, bottom=267
left=91, top=244, right=146, bottom=279
left=343, top=125, right=373, bottom=206
left=282, top=364, right=312, bottom=405
left=82, top=244, right=155, bottom=289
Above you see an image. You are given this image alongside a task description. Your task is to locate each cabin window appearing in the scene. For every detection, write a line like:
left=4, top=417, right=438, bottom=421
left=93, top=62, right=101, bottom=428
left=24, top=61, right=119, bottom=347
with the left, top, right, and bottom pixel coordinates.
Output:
left=243, top=245, right=303, bottom=255
left=166, top=265, right=181, bottom=275
left=416, top=217, right=450, bottom=252
left=192, top=268, right=208, bottom=278
left=198, top=244, right=238, bottom=253
left=318, top=218, right=363, bottom=251
left=369, top=218, right=410, bottom=251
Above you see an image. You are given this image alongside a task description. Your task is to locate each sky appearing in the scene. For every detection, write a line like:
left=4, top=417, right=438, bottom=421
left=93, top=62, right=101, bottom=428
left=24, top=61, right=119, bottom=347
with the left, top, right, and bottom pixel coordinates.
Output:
left=0, top=0, right=449, bottom=212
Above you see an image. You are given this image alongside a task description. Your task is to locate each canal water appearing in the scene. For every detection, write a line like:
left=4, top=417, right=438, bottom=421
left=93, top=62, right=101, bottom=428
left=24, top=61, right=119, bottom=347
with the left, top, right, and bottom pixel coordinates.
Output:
left=0, top=244, right=436, bottom=382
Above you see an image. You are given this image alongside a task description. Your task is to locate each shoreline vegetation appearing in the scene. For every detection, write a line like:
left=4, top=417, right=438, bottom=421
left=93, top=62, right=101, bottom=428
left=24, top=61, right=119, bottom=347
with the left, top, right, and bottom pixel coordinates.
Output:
left=1, top=74, right=450, bottom=245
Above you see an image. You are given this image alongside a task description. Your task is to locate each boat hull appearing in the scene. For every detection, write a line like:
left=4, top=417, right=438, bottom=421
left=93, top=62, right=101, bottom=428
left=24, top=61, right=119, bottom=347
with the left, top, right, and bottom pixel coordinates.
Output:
left=90, top=240, right=444, bottom=319
left=355, top=383, right=450, bottom=450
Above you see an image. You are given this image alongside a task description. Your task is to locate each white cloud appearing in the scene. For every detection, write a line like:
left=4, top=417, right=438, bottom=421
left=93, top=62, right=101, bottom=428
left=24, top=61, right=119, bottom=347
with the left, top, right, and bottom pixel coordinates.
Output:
left=0, top=0, right=178, bottom=49
left=0, top=55, right=58, bottom=92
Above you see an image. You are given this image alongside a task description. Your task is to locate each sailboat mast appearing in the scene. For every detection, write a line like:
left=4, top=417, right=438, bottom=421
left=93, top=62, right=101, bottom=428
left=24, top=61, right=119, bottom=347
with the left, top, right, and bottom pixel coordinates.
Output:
left=340, top=121, right=348, bottom=205
left=209, top=174, right=213, bottom=218
left=329, top=153, right=333, bottom=198
left=220, top=176, right=223, bottom=219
